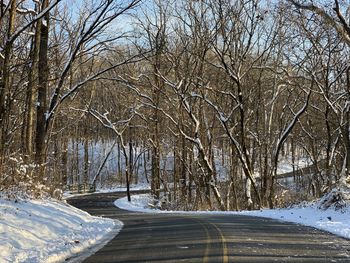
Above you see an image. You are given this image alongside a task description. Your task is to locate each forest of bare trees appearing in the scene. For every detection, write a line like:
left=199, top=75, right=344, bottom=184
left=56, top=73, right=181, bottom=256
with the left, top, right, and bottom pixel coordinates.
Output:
left=1, top=0, right=350, bottom=211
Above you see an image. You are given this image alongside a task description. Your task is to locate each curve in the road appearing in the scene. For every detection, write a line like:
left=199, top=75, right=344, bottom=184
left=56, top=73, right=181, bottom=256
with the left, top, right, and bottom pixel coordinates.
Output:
left=68, top=192, right=350, bottom=263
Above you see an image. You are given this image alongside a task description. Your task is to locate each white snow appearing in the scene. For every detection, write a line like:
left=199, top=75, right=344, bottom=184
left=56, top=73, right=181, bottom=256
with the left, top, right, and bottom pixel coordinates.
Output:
left=115, top=194, right=350, bottom=240
left=276, top=156, right=312, bottom=175
left=0, top=197, right=123, bottom=263
left=63, top=183, right=151, bottom=198
left=98, top=183, right=151, bottom=193
left=115, top=194, right=160, bottom=213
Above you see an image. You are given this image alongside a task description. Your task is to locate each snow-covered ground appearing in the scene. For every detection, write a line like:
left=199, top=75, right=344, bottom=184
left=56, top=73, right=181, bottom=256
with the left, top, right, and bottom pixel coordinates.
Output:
left=98, top=182, right=151, bottom=193
left=0, top=197, right=122, bottom=263
left=63, top=182, right=151, bottom=198
left=115, top=194, right=350, bottom=240
left=276, top=156, right=312, bottom=175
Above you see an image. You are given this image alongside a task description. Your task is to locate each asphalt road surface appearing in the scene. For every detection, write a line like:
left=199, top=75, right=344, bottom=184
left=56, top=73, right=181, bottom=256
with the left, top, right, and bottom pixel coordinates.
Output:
left=67, top=192, right=350, bottom=262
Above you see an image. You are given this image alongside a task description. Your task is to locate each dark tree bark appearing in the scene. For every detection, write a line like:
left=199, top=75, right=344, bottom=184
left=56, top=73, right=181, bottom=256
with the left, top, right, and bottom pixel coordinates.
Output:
left=35, top=0, right=50, bottom=180
left=0, top=0, right=16, bottom=157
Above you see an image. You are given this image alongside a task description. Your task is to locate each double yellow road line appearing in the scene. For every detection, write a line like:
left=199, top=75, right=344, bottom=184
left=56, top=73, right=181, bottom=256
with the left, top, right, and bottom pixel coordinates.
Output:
left=195, top=219, right=229, bottom=263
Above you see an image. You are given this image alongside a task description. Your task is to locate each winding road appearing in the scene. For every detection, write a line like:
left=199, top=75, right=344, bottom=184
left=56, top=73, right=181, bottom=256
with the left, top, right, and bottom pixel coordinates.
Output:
left=68, top=192, right=350, bottom=262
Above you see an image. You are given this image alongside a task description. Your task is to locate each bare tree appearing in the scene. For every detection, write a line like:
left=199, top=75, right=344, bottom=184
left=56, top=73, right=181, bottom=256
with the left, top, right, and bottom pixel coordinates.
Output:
left=288, top=0, right=350, bottom=186
left=32, top=0, right=143, bottom=180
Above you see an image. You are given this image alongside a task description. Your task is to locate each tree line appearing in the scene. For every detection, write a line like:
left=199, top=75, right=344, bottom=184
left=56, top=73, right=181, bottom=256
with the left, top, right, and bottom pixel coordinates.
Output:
left=1, top=0, right=350, bottom=210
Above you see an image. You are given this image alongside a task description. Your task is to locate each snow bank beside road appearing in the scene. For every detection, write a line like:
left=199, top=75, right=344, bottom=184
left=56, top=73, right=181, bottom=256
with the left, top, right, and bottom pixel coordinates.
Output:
left=115, top=194, right=159, bottom=213
left=237, top=205, right=350, bottom=239
left=115, top=194, right=350, bottom=239
left=0, top=197, right=122, bottom=263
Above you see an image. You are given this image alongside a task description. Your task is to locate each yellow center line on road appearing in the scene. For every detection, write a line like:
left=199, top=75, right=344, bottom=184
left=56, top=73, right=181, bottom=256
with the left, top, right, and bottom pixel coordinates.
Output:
left=209, top=222, right=229, bottom=263
left=196, top=220, right=211, bottom=263
left=192, top=218, right=229, bottom=263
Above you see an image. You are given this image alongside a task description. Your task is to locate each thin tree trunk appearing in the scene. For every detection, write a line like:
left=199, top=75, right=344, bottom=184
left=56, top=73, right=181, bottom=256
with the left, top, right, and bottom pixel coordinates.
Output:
left=325, top=106, right=332, bottom=187
left=173, top=142, right=177, bottom=202
left=92, top=141, right=117, bottom=187
left=84, top=139, right=89, bottom=184
left=181, top=134, right=187, bottom=198
left=230, top=145, right=239, bottom=211
left=143, top=146, right=149, bottom=184
left=61, top=137, right=68, bottom=187
left=128, top=126, right=133, bottom=184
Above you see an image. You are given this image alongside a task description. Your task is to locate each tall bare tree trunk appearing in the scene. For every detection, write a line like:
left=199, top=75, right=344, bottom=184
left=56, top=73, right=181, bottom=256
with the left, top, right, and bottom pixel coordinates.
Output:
left=35, top=0, right=50, bottom=180
left=0, top=0, right=16, bottom=158
left=151, top=59, right=161, bottom=198
left=25, top=12, right=41, bottom=159
left=151, top=124, right=160, bottom=198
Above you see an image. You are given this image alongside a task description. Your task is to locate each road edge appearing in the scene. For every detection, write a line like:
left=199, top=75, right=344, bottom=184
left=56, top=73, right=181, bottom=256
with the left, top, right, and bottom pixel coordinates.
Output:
left=65, top=219, right=123, bottom=263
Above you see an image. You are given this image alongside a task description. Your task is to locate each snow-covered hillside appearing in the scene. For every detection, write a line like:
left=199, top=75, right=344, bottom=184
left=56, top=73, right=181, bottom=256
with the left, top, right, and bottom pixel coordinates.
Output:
left=0, top=197, right=122, bottom=263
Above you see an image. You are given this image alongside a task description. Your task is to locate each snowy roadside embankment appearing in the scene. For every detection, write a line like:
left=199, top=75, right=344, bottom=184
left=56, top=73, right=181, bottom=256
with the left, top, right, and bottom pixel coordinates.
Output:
left=0, top=197, right=123, bottom=263
left=115, top=193, right=350, bottom=240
